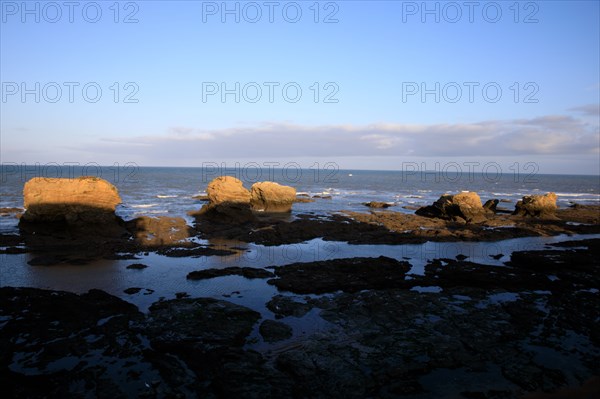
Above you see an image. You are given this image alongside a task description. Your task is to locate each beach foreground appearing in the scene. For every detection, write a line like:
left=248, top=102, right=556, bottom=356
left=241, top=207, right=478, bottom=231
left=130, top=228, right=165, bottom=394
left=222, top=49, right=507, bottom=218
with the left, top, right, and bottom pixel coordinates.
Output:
left=1, top=237, right=599, bottom=398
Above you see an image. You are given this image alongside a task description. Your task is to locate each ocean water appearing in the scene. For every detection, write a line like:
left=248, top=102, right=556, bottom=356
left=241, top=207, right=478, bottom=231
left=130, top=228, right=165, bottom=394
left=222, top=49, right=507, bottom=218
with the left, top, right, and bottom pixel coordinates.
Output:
left=1, top=166, right=599, bottom=233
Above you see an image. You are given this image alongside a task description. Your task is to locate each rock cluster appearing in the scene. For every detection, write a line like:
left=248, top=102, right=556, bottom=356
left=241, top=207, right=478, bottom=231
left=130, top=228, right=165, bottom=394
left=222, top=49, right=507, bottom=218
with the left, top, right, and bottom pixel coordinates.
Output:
left=207, top=176, right=251, bottom=204
left=513, top=192, right=558, bottom=218
left=363, top=201, right=392, bottom=208
left=196, top=176, right=297, bottom=222
left=21, top=177, right=121, bottom=223
left=416, top=191, right=489, bottom=224
left=250, top=181, right=297, bottom=212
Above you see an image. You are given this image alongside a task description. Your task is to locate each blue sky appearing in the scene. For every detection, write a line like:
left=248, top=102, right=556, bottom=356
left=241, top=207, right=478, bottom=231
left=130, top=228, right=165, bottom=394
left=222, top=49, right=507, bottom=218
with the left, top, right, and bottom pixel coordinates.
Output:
left=1, top=0, right=599, bottom=174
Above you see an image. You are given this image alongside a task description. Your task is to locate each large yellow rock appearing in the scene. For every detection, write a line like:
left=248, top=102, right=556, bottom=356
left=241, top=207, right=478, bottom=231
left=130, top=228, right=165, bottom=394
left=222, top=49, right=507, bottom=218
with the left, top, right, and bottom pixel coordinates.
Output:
left=513, top=192, right=558, bottom=218
left=206, top=176, right=251, bottom=204
left=22, top=177, right=121, bottom=223
left=250, top=181, right=297, bottom=212
left=416, top=191, right=488, bottom=224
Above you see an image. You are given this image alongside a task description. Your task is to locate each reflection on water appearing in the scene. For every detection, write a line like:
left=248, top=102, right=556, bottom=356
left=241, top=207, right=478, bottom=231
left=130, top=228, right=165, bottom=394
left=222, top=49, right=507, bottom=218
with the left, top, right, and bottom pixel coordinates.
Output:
left=1, top=234, right=598, bottom=315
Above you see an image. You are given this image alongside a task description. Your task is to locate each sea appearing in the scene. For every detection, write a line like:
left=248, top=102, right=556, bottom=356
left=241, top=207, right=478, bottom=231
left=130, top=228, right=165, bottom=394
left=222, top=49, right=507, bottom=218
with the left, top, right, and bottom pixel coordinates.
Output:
left=1, top=166, right=599, bottom=322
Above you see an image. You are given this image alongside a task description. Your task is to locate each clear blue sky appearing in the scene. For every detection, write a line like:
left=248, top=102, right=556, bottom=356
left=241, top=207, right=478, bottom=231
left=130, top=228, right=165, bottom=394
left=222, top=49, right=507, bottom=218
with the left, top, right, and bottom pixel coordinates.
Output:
left=1, top=0, right=599, bottom=174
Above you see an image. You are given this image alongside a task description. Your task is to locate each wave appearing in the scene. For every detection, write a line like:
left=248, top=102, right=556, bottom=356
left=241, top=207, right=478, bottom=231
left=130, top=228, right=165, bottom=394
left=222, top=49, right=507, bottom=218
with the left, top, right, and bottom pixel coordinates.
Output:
left=555, top=193, right=600, bottom=197
left=490, top=192, right=520, bottom=196
left=131, top=204, right=159, bottom=208
left=157, top=195, right=178, bottom=199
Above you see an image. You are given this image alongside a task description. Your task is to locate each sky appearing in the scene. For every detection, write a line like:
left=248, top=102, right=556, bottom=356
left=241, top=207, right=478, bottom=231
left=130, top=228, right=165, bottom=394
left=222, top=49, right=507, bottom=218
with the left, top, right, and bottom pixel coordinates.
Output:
left=1, top=0, right=599, bottom=175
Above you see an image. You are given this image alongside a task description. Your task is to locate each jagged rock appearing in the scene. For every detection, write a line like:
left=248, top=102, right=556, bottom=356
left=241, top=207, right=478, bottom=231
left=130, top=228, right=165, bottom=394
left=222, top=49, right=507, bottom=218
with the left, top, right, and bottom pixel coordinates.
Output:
left=187, top=267, right=274, bottom=280
left=267, top=295, right=313, bottom=318
left=513, top=192, right=558, bottom=218
left=251, top=182, right=297, bottom=212
left=483, top=199, right=499, bottom=212
left=416, top=191, right=488, bottom=224
left=196, top=202, right=256, bottom=224
left=146, top=297, right=260, bottom=347
left=207, top=176, right=251, bottom=204
left=267, top=256, right=412, bottom=294
left=21, top=177, right=121, bottom=223
left=363, top=201, right=392, bottom=208
left=259, top=320, right=293, bottom=343
left=126, top=263, right=148, bottom=270
left=294, top=197, right=315, bottom=203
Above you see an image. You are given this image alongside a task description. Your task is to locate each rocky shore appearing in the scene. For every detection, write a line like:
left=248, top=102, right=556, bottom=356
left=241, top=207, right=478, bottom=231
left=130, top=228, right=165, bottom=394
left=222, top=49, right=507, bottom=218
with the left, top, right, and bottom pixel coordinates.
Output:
left=1, top=176, right=599, bottom=397
left=1, top=238, right=599, bottom=398
left=1, top=177, right=598, bottom=261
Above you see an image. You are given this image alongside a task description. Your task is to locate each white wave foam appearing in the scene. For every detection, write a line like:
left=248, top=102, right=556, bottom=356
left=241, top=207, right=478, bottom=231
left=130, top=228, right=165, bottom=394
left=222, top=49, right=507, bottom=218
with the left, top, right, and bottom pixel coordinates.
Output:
left=131, top=204, right=159, bottom=208
left=157, top=195, right=178, bottom=198
left=556, top=193, right=600, bottom=197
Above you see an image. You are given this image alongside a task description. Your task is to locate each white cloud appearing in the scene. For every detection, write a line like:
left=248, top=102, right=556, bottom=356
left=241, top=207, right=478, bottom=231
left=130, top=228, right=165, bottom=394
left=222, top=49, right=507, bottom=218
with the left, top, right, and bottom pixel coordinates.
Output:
left=42, top=108, right=600, bottom=165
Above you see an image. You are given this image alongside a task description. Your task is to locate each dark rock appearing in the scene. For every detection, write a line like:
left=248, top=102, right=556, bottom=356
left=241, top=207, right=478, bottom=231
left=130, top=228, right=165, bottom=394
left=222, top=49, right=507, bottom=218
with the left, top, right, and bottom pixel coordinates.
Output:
left=266, top=295, right=313, bottom=318
left=0, top=234, right=24, bottom=247
left=267, top=256, right=412, bottom=294
left=0, top=287, right=158, bottom=398
left=0, top=246, right=27, bottom=254
left=456, top=254, right=468, bottom=261
left=126, top=263, right=148, bottom=269
left=483, top=199, right=499, bottom=212
left=27, top=255, right=64, bottom=266
left=423, top=258, right=550, bottom=291
left=104, top=253, right=140, bottom=260
left=157, top=246, right=235, bottom=257
left=146, top=297, right=260, bottom=348
left=363, top=201, right=392, bottom=208
left=259, top=320, right=293, bottom=342
left=175, top=292, right=190, bottom=299
left=294, top=197, right=315, bottom=203
left=124, top=287, right=142, bottom=294
left=194, top=202, right=257, bottom=224
left=187, top=267, right=275, bottom=280
left=507, top=238, right=600, bottom=276
left=402, top=205, right=421, bottom=211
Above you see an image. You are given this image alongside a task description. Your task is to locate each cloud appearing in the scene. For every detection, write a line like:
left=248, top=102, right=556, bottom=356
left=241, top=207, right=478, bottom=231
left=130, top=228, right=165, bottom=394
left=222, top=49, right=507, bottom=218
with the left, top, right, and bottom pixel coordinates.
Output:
left=569, top=104, right=600, bottom=117
left=79, top=112, right=598, bottom=162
